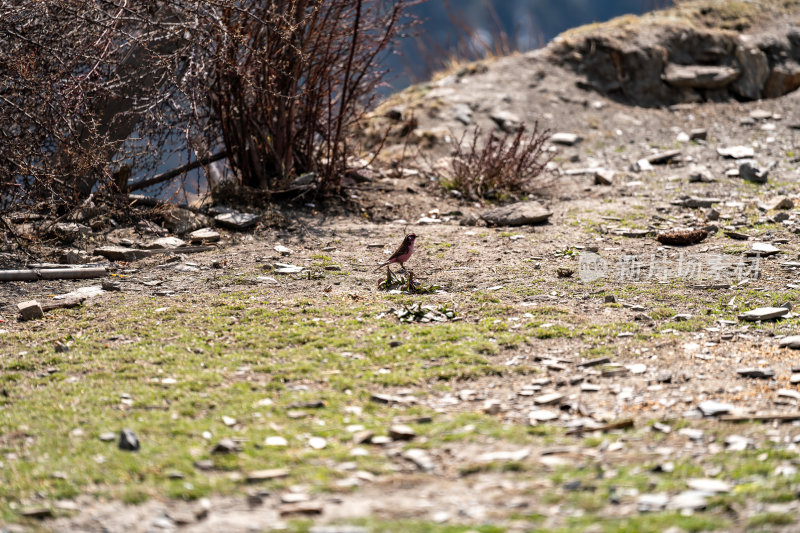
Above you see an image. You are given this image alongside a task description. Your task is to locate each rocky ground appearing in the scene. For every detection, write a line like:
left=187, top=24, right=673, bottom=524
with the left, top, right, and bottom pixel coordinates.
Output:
left=5, top=2, right=800, bottom=533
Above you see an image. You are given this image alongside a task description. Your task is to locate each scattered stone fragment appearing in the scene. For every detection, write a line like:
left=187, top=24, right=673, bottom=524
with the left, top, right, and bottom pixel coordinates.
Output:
left=94, top=246, right=150, bottom=262
left=274, top=245, right=292, bottom=256
left=778, top=388, right=800, bottom=401
left=747, top=242, right=780, bottom=256
left=657, top=229, right=708, bottom=246
left=189, top=228, right=221, bottom=243
left=689, top=128, right=708, bottom=141
left=652, top=422, right=671, bottom=434
left=736, top=368, right=775, bottom=379
left=246, top=468, right=290, bottom=483
left=308, top=437, right=327, bottom=450
left=214, top=211, right=260, bottom=230
left=551, top=132, right=582, bottom=146
left=717, top=146, right=755, bottom=159
left=672, top=196, right=721, bottom=208
left=724, top=230, right=750, bottom=240
left=739, top=161, right=768, bottom=183
left=646, top=150, right=681, bottom=165
left=534, top=392, right=564, bottom=405
left=724, top=435, right=753, bottom=451
left=662, top=63, right=739, bottom=88
left=17, top=300, right=44, bottom=321
left=769, top=196, right=794, bottom=210
left=20, top=507, right=53, bottom=520
left=211, top=438, right=241, bottom=454
left=687, top=478, right=731, bottom=493
left=476, top=449, right=530, bottom=463
left=278, top=501, right=324, bottom=516
left=738, top=307, right=789, bottom=321
left=99, top=431, right=116, bottom=442
left=669, top=491, right=708, bottom=511
left=273, top=263, right=304, bottom=274
left=578, top=357, right=610, bottom=367
left=144, top=237, right=186, bottom=249
left=638, top=493, right=669, bottom=512
left=595, top=169, right=615, bottom=185
left=688, top=165, right=714, bottom=183
left=403, top=448, right=435, bottom=472
left=118, top=429, right=140, bottom=451
left=778, top=336, right=800, bottom=349
left=697, top=401, right=734, bottom=417
left=632, top=158, right=654, bottom=172
left=529, top=409, right=559, bottom=423
left=489, top=110, right=521, bottom=132
left=480, top=201, right=552, bottom=226
left=482, top=399, right=503, bottom=414
left=388, top=424, right=416, bottom=441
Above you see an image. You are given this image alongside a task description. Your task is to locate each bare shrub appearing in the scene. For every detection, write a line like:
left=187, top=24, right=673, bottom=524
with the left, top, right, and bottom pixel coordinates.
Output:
left=445, top=124, right=552, bottom=201
left=0, top=0, right=418, bottom=220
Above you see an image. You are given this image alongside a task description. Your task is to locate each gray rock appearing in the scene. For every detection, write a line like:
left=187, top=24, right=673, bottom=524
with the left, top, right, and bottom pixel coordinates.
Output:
left=118, top=429, right=140, bottom=451
left=17, top=300, right=44, bottom=321
left=489, top=110, right=521, bottom=133
left=779, top=335, right=800, bottom=349
left=646, top=150, right=681, bottom=165
left=551, top=132, right=582, bottom=146
left=452, top=103, right=473, bottom=125
left=290, top=173, right=317, bottom=188
left=689, top=128, right=708, bottom=141
left=763, top=61, right=800, bottom=98
left=697, top=400, right=734, bottom=417
left=739, top=161, right=768, bottom=183
left=638, top=493, right=669, bottom=512
left=736, top=368, right=775, bottom=379
left=388, top=424, right=416, bottom=441
left=662, top=63, right=739, bottom=89
left=188, top=227, right=221, bottom=243
left=246, top=468, right=290, bottom=483
left=214, top=211, right=260, bottom=230
left=747, top=242, right=780, bottom=256
left=94, top=246, right=150, bottom=262
left=144, top=237, right=186, bottom=249
left=403, top=448, right=435, bottom=472
left=769, top=196, right=794, bottom=210
left=732, top=44, right=769, bottom=99
left=672, top=196, right=721, bottom=208
left=738, top=307, right=789, bottom=321
left=669, top=490, right=708, bottom=511
left=688, top=165, right=714, bottom=183
left=480, top=201, right=552, bottom=226
left=717, top=146, right=755, bottom=159
left=687, top=478, right=731, bottom=493
left=534, top=392, right=564, bottom=405
left=211, top=438, right=241, bottom=454
left=529, top=409, right=559, bottom=423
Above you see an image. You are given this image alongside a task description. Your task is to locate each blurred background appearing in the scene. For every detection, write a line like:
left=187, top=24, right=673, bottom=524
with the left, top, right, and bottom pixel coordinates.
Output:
left=391, top=0, right=673, bottom=89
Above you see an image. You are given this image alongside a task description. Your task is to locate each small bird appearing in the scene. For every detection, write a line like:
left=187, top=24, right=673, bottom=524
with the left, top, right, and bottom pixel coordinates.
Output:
left=374, top=233, right=416, bottom=272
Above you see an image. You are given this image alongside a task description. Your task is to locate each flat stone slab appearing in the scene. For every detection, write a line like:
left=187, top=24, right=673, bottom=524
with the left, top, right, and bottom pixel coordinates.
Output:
left=189, top=228, right=221, bottom=243
left=94, top=246, right=151, bottom=262
left=214, top=212, right=260, bottom=230
left=697, top=400, right=734, bottom=417
left=551, top=132, right=582, bottom=145
left=480, top=201, right=552, bottom=226
left=662, top=63, right=739, bottom=88
left=687, top=478, right=731, bottom=493
left=144, top=237, right=186, bottom=249
left=738, top=307, right=789, bottom=321
left=736, top=368, right=775, bottom=379
left=717, top=146, right=755, bottom=159
left=779, top=335, right=800, bottom=349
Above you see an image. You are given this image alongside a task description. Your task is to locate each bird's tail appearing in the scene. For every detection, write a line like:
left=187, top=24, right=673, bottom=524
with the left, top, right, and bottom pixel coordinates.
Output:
left=373, top=261, right=390, bottom=272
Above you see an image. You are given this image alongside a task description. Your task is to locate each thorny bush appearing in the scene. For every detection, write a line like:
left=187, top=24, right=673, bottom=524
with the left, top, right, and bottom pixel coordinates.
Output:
left=446, top=124, right=552, bottom=201
left=0, top=0, right=418, bottom=221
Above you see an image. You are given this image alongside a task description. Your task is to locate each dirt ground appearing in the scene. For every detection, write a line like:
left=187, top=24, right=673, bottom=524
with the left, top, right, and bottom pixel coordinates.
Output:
left=5, top=6, right=800, bottom=533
